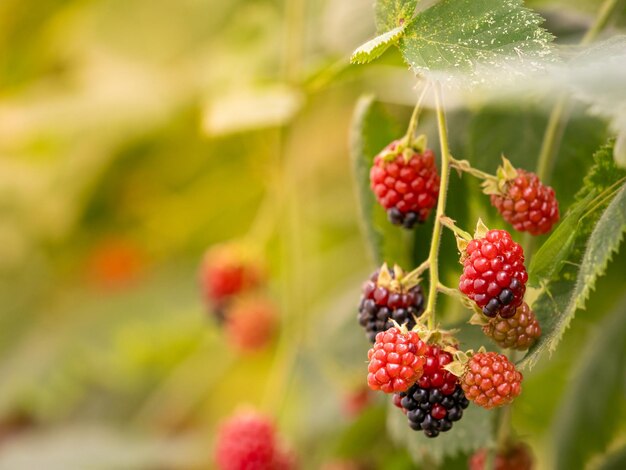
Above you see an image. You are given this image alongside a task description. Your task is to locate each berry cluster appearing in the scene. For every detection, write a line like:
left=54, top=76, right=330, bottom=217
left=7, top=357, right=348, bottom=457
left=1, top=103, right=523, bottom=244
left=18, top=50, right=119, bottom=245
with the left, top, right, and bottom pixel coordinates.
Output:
left=200, top=243, right=276, bottom=352
left=459, top=229, right=528, bottom=319
left=460, top=352, right=523, bottom=409
left=393, top=345, right=469, bottom=437
left=214, top=411, right=296, bottom=470
left=491, top=169, right=559, bottom=236
left=482, top=302, right=541, bottom=351
left=367, top=327, right=428, bottom=393
left=370, top=140, right=440, bottom=228
left=358, top=267, right=424, bottom=343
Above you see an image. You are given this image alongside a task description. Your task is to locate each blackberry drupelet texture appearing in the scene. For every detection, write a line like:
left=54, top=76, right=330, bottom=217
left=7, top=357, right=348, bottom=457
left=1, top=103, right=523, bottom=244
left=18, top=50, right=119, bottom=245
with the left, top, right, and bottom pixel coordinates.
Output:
left=459, top=229, right=528, bottom=318
left=367, top=327, right=428, bottom=393
left=392, top=344, right=469, bottom=437
left=491, top=169, right=559, bottom=235
left=395, top=383, right=469, bottom=438
left=358, top=268, right=425, bottom=343
left=370, top=140, right=440, bottom=229
left=482, top=302, right=541, bottom=351
left=461, top=352, right=523, bottom=409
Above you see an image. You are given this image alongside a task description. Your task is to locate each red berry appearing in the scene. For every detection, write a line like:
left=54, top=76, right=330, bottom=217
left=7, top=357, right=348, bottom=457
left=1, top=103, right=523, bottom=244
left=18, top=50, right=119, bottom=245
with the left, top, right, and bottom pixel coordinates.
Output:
left=225, top=297, right=277, bottom=352
left=469, top=442, right=534, bottom=470
left=367, top=327, right=428, bottom=393
left=491, top=169, right=559, bottom=235
left=417, top=345, right=458, bottom=395
left=342, top=387, right=372, bottom=417
left=214, top=411, right=277, bottom=470
left=199, top=244, right=264, bottom=316
left=461, top=352, right=523, bottom=409
left=482, top=302, right=541, bottom=351
left=459, top=229, right=528, bottom=318
left=358, top=267, right=425, bottom=343
left=370, top=140, right=440, bottom=229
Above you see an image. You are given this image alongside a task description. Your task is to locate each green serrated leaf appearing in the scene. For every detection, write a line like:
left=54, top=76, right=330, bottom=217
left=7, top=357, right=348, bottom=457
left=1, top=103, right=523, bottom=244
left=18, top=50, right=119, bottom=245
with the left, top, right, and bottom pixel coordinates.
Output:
left=350, top=96, right=410, bottom=267
left=399, top=0, right=554, bottom=78
left=527, top=192, right=595, bottom=288
left=553, top=295, right=626, bottom=470
left=375, top=0, right=417, bottom=34
left=519, top=143, right=626, bottom=370
left=351, top=25, right=407, bottom=65
left=387, top=399, right=492, bottom=464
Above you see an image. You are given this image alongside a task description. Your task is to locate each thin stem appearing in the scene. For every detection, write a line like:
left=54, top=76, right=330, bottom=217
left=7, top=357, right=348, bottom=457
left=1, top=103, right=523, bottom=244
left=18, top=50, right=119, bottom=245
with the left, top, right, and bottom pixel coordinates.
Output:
left=404, top=83, right=430, bottom=147
left=440, top=215, right=472, bottom=241
left=403, top=259, right=430, bottom=286
left=424, top=83, right=453, bottom=329
left=449, top=157, right=497, bottom=182
left=535, top=96, right=568, bottom=182
left=437, top=282, right=462, bottom=300
left=581, top=0, right=620, bottom=45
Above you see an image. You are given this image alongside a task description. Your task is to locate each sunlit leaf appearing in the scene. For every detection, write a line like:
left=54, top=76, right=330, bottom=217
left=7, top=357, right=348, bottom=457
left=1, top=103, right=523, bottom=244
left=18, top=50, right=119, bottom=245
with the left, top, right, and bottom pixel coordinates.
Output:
left=553, top=295, right=626, bottom=470
left=351, top=25, right=407, bottom=65
left=399, top=0, right=554, bottom=79
left=375, top=0, right=417, bottom=34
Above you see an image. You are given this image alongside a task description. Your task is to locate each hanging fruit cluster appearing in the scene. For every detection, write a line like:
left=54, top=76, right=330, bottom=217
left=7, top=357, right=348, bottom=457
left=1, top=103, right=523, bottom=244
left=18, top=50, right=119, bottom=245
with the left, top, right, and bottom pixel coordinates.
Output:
left=199, top=243, right=277, bottom=353
left=356, top=85, right=554, bottom=456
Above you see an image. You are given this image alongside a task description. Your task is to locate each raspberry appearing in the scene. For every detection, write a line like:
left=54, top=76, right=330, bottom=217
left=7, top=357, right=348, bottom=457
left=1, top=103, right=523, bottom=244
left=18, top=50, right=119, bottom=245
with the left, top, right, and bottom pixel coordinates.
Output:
left=461, top=352, right=522, bottom=409
left=199, top=244, right=264, bottom=316
left=367, top=327, right=428, bottom=393
left=459, top=229, right=528, bottom=318
left=469, top=442, right=534, bottom=470
left=491, top=169, right=559, bottom=235
left=395, top=383, right=469, bottom=438
left=226, top=297, right=277, bottom=353
left=482, top=302, right=541, bottom=351
left=370, top=140, right=440, bottom=228
left=357, top=267, right=424, bottom=343
left=214, top=411, right=278, bottom=470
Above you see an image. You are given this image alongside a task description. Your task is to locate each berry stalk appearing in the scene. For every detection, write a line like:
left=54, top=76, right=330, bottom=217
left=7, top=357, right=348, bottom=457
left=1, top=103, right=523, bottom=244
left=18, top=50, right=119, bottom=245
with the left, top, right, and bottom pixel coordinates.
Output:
left=424, top=83, right=453, bottom=329
left=403, top=83, right=430, bottom=147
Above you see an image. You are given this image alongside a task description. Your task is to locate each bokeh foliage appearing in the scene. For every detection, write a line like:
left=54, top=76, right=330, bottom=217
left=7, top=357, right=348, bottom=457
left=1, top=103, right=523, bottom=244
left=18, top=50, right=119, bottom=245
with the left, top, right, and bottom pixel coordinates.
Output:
left=0, top=0, right=625, bottom=468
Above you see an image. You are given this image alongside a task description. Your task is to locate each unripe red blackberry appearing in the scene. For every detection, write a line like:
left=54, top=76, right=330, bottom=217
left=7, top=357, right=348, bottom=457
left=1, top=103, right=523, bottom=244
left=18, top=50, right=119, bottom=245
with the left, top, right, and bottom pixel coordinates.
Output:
left=482, top=302, right=541, bottom=351
left=490, top=169, right=559, bottom=235
left=461, top=352, right=522, bottom=409
left=199, top=244, right=264, bottom=318
left=370, top=139, right=440, bottom=229
left=367, top=327, right=428, bottom=393
left=358, top=266, right=424, bottom=343
left=225, top=297, right=277, bottom=353
left=459, top=228, right=528, bottom=318
left=469, top=442, right=534, bottom=470
left=214, top=411, right=277, bottom=470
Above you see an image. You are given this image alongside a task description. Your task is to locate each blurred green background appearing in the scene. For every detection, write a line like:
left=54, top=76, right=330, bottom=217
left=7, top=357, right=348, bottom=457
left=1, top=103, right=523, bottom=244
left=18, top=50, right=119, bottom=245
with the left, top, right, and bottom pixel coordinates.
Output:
left=0, top=0, right=625, bottom=469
